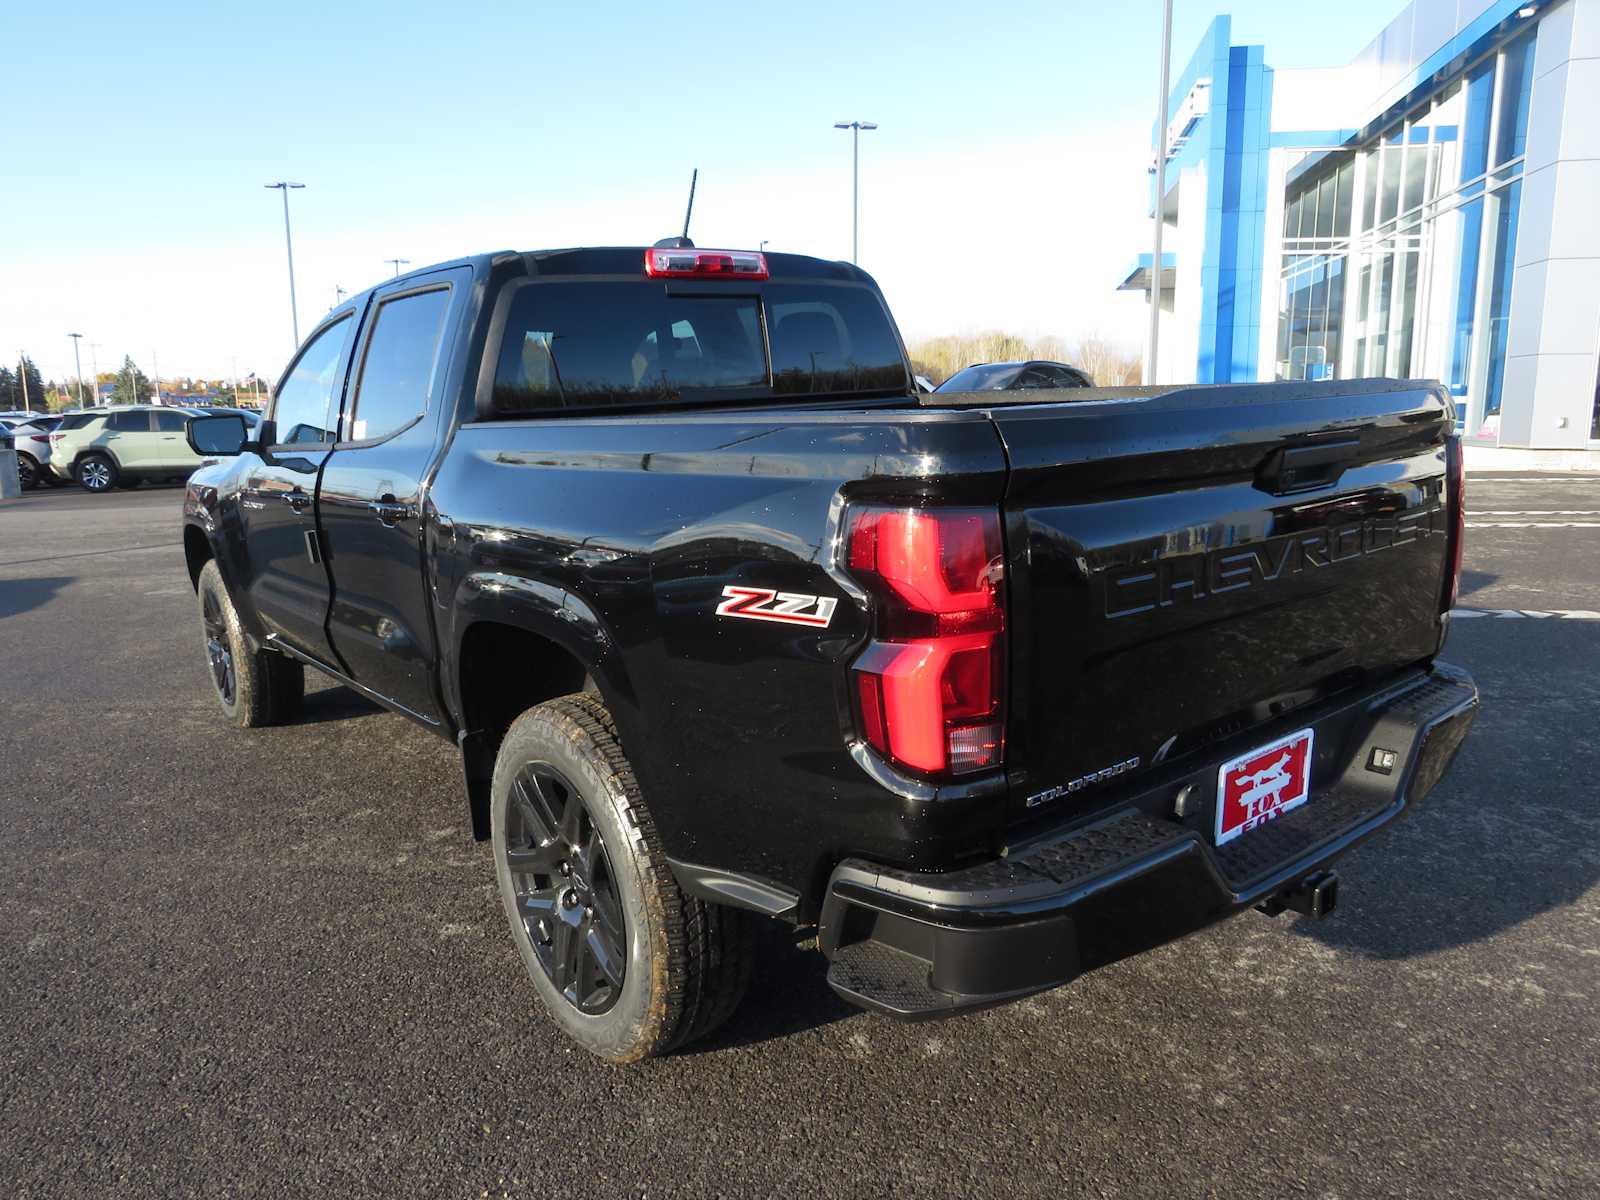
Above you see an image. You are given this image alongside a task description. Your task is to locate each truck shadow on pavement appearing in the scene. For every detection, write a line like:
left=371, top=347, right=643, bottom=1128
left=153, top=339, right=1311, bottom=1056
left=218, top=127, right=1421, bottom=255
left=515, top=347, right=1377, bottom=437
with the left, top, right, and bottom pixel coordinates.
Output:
left=682, top=921, right=858, bottom=1052
left=296, top=683, right=387, bottom=725
left=0, top=575, right=74, bottom=619
left=1293, top=624, right=1599, bottom=961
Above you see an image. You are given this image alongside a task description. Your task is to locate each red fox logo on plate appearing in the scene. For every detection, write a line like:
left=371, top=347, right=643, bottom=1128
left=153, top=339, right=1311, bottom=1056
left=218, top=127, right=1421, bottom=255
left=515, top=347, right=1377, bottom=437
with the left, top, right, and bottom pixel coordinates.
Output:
left=1215, top=728, right=1314, bottom=846
left=716, top=586, right=838, bottom=628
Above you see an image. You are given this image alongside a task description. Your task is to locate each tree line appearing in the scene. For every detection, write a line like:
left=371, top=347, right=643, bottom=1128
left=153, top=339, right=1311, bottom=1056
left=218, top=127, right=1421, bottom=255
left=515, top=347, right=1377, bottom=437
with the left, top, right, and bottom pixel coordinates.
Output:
left=0, top=353, right=171, bottom=412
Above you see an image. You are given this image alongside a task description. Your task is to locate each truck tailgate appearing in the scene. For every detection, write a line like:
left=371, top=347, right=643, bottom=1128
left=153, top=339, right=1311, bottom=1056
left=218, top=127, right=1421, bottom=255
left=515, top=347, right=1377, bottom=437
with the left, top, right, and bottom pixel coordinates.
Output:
left=981, top=380, right=1454, bottom=820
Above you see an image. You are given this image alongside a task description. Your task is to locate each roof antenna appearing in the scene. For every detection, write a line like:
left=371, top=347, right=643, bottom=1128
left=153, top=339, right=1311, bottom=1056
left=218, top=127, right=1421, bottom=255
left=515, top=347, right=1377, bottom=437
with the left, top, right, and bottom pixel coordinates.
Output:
left=681, top=168, right=698, bottom=243
left=653, top=169, right=698, bottom=249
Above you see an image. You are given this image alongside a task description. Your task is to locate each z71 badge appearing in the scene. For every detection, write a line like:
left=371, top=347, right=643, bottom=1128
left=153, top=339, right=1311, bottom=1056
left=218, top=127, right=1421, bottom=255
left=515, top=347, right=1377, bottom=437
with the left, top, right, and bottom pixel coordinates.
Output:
left=716, top=586, right=838, bottom=628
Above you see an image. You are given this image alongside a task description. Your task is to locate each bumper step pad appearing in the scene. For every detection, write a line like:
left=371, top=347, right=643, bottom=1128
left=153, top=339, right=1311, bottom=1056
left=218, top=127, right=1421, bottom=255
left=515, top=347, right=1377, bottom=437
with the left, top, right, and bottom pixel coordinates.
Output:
left=822, top=665, right=1480, bottom=1018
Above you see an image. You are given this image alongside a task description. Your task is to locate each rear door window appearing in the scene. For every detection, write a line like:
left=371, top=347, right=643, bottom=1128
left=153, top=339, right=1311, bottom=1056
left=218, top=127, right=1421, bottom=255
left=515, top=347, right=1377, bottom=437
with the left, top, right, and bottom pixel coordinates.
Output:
left=106, top=410, right=152, bottom=432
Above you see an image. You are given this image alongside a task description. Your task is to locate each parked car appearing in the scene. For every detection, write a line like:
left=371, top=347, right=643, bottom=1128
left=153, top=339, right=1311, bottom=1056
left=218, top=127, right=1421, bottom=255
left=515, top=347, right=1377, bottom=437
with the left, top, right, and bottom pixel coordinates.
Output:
left=933, top=359, right=1094, bottom=392
left=0, top=418, right=59, bottom=489
left=180, top=243, right=1477, bottom=1063
left=48, top=405, right=207, bottom=492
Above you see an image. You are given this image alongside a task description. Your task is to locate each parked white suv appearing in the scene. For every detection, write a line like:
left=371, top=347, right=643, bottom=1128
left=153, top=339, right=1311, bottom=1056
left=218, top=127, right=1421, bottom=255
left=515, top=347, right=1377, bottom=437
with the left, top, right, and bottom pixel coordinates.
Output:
left=0, top=415, right=61, bottom=489
left=49, top=406, right=207, bottom=492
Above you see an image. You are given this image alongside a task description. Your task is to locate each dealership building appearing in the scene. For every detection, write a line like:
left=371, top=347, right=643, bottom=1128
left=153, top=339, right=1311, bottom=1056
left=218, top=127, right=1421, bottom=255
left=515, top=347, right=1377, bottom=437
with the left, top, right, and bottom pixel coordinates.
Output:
left=1121, top=0, right=1600, bottom=450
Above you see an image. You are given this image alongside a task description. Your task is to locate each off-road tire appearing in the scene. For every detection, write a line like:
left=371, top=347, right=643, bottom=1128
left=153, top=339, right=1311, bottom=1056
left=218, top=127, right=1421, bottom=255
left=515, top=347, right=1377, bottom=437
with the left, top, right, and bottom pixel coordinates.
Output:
left=196, top=560, right=305, bottom=728
left=491, top=692, right=753, bottom=1062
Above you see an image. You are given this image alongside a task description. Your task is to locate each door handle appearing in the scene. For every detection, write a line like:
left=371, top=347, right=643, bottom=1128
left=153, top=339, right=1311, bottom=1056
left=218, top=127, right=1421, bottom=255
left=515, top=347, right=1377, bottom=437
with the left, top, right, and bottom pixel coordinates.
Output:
left=1256, top=438, right=1361, bottom=495
left=368, top=497, right=415, bottom=526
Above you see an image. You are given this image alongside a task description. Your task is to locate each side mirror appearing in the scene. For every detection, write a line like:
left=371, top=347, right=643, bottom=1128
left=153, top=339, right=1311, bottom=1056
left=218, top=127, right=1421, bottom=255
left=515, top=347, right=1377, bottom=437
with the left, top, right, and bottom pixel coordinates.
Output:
left=187, top=414, right=249, bottom=457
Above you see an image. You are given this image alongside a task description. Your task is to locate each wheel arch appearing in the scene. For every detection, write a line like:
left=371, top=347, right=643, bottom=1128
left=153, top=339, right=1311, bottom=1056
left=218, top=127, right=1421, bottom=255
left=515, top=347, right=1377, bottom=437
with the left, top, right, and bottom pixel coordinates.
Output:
left=184, top=523, right=214, bottom=590
left=450, top=577, right=636, bottom=841
left=74, top=444, right=123, bottom=471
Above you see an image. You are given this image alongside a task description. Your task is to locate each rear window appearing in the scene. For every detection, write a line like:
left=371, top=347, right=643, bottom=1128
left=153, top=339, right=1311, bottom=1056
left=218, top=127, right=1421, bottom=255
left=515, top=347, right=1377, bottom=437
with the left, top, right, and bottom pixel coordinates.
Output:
left=491, top=281, right=907, bottom=414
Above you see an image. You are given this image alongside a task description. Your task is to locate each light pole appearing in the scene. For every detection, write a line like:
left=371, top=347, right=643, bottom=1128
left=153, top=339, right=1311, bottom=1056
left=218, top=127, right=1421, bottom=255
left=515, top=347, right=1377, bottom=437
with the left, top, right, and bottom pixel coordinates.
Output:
left=264, top=182, right=306, bottom=348
left=1146, top=0, right=1174, bottom=385
left=18, top=352, right=31, bottom=413
left=759, top=240, right=769, bottom=253
left=832, top=120, right=877, bottom=264
left=90, top=343, right=102, bottom=403
left=67, top=334, right=85, bottom=406
left=385, top=258, right=410, bottom=278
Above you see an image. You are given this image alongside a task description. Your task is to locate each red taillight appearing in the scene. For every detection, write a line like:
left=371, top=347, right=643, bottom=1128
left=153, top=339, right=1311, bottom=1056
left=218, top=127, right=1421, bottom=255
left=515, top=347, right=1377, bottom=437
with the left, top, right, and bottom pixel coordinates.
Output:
left=643, top=247, right=769, bottom=280
left=1444, top=436, right=1466, bottom=612
left=27, top=434, right=50, bottom=444
left=845, top=506, right=1005, bottom=776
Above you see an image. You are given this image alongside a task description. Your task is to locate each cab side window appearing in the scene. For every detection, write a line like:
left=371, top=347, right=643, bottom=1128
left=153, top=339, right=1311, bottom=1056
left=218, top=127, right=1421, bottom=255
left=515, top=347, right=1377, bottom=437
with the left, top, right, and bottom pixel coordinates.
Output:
left=106, top=410, right=152, bottom=432
left=347, top=287, right=451, bottom=441
left=271, top=317, right=351, bottom=445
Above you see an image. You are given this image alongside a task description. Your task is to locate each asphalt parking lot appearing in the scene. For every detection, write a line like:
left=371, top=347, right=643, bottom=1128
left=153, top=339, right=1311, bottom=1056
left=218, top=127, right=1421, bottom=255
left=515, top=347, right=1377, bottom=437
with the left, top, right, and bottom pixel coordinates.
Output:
left=2, top=476, right=1597, bottom=1199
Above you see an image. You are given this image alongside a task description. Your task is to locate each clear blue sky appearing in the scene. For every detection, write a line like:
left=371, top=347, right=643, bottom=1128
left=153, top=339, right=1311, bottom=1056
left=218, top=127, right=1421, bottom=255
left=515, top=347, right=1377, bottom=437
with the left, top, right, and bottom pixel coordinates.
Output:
left=2, top=0, right=1409, bottom=382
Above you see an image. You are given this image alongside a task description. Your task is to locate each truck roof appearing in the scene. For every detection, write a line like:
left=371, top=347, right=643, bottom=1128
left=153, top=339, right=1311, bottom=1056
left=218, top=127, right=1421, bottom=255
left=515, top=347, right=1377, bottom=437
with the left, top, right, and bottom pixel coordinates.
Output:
left=328, top=247, right=877, bottom=324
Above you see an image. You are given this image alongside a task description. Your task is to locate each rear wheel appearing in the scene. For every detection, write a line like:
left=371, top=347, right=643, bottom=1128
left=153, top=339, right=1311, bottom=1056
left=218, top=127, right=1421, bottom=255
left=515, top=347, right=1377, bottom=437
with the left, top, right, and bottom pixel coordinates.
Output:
left=491, top=693, right=752, bottom=1062
left=196, top=560, right=304, bottom=728
left=75, top=453, right=117, bottom=493
left=15, top=453, right=39, bottom=490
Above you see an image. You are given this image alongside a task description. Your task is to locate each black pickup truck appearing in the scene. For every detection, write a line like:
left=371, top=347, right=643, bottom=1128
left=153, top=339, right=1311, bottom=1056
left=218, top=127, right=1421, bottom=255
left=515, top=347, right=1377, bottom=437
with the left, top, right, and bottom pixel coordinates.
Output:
left=181, top=243, right=1478, bottom=1062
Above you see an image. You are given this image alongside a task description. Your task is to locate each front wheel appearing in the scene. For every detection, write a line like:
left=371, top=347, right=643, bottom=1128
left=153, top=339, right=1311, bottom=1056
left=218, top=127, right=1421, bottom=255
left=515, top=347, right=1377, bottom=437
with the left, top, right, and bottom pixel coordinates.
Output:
left=75, top=453, right=118, bottom=493
left=491, top=693, right=752, bottom=1062
left=195, top=560, right=304, bottom=728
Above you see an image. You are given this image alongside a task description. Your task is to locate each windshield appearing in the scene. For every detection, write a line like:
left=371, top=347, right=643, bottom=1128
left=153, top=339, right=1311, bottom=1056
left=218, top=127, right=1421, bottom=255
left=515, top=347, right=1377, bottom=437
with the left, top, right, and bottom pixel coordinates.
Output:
left=935, top=363, right=1025, bottom=393
left=491, top=281, right=908, bottom=414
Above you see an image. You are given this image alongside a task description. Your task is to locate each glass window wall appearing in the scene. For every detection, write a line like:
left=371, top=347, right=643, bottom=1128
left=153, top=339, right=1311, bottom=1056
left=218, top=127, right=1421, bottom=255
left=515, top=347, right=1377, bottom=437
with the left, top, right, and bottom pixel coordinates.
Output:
left=1272, top=25, right=1537, bottom=441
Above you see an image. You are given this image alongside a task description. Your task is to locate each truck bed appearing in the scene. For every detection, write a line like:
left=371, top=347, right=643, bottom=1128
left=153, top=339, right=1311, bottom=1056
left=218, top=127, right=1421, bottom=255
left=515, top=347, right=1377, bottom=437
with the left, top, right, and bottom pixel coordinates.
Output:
left=940, top=377, right=1457, bottom=824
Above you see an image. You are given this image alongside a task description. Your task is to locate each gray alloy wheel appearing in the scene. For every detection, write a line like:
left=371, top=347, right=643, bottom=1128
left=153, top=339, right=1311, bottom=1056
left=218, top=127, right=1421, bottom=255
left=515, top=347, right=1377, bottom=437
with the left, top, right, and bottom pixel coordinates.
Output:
left=76, top=454, right=116, bottom=492
left=194, top=560, right=305, bottom=728
left=15, top=453, right=39, bottom=490
left=491, top=693, right=753, bottom=1062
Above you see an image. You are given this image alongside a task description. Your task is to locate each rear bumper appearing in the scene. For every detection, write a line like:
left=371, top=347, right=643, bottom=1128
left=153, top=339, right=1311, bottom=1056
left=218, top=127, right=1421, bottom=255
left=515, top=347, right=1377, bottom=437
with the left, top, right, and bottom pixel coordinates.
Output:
left=818, top=662, right=1479, bottom=1018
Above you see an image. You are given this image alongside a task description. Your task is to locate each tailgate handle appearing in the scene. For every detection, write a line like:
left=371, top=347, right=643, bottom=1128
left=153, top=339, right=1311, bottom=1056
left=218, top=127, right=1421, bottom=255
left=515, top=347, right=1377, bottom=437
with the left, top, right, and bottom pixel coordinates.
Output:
left=1258, top=438, right=1360, bottom=495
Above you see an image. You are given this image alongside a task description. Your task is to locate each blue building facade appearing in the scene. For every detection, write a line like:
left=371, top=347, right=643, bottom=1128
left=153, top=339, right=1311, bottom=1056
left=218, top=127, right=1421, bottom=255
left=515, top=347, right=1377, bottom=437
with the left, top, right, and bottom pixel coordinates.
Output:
left=1122, top=0, right=1600, bottom=449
